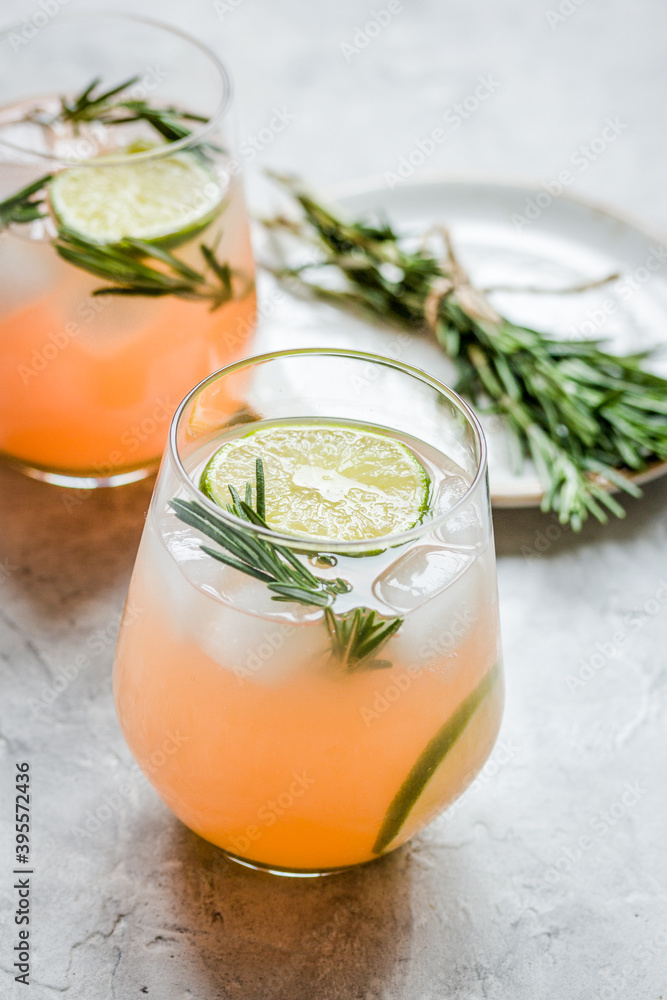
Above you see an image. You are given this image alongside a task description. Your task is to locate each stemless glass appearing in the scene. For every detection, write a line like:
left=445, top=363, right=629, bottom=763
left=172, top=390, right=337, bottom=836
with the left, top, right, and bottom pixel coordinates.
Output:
left=0, top=13, right=256, bottom=486
left=113, top=349, right=504, bottom=876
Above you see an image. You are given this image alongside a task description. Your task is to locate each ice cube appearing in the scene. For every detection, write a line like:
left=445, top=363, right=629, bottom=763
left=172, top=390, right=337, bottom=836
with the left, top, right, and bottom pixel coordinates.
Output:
left=0, top=233, right=61, bottom=318
left=373, top=544, right=474, bottom=614
left=145, top=518, right=328, bottom=684
left=195, top=596, right=330, bottom=685
left=386, top=546, right=496, bottom=672
left=434, top=473, right=471, bottom=513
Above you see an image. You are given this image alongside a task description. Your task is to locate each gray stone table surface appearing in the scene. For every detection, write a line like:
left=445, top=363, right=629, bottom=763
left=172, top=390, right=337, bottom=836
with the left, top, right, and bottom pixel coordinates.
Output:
left=1, top=0, right=667, bottom=998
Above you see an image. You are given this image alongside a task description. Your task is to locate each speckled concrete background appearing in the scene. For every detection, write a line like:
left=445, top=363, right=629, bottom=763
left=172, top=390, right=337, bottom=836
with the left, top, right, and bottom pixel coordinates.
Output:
left=1, top=1, right=666, bottom=998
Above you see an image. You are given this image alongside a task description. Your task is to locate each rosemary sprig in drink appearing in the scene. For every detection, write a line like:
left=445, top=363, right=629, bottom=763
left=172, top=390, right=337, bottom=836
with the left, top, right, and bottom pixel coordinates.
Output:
left=58, top=76, right=209, bottom=145
left=0, top=142, right=239, bottom=310
left=262, top=174, right=667, bottom=530
left=169, top=459, right=404, bottom=672
left=0, top=176, right=52, bottom=228
left=53, top=230, right=236, bottom=310
left=324, top=607, right=401, bottom=672
left=0, top=180, right=239, bottom=310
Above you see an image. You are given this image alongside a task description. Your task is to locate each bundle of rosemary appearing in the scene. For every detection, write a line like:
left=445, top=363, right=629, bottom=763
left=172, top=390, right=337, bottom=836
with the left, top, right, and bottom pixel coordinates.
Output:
left=261, top=174, right=667, bottom=530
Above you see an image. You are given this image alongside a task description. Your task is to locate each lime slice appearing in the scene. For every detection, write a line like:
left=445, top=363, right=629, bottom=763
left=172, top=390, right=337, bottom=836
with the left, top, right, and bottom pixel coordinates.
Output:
left=201, top=422, right=430, bottom=542
left=49, top=150, right=223, bottom=247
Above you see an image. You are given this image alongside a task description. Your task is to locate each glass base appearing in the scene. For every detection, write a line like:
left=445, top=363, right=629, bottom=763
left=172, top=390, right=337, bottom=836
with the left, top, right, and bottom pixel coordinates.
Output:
left=220, top=848, right=369, bottom=878
left=1, top=453, right=160, bottom=489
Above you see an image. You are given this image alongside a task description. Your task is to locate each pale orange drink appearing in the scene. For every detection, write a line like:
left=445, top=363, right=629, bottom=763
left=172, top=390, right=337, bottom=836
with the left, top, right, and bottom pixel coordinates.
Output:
left=114, top=350, right=503, bottom=874
left=0, top=15, right=256, bottom=485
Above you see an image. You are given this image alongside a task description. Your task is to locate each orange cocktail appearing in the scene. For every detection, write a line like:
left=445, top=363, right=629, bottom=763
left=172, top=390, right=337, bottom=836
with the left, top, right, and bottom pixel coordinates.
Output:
left=0, top=14, right=256, bottom=485
left=113, top=350, right=503, bottom=874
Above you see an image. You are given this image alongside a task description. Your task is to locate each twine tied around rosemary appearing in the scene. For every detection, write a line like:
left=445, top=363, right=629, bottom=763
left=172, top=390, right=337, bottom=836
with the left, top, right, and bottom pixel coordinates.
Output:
left=423, top=227, right=501, bottom=331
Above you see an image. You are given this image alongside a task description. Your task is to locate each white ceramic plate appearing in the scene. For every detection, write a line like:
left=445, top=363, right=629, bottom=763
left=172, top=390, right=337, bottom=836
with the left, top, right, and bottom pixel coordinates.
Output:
left=254, top=175, right=667, bottom=507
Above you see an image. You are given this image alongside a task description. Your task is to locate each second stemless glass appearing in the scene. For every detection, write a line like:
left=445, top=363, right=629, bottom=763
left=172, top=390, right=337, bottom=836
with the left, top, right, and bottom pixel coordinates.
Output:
left=113, top=349, right=504, bottom=875
left=0, top=13, right=256, bottom=486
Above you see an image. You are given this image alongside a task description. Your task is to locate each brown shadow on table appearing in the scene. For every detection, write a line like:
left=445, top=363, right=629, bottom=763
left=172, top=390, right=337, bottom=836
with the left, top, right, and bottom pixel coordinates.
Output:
left=492, top=471, right=667, bottom=560
left=125, top=816, right=426, bottom=1000
left=0, top=462, right=154, bottom=619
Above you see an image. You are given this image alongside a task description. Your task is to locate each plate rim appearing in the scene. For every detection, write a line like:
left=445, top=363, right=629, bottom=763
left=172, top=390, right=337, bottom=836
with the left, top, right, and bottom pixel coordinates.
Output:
left=323, top=169, right=667, bottom=251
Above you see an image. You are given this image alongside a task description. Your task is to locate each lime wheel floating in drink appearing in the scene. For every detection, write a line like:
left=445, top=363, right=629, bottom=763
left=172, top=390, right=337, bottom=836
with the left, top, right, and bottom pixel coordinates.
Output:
left=49, top=150, right=224, bottom=247
left=200, top=421, right=431, bottom=541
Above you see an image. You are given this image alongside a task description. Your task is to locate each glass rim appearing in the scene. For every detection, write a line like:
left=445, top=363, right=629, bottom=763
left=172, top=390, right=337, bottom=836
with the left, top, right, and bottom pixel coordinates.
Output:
left=168, top=348, right=489, bottom=553
left=0, top=11, right=233, bottom=167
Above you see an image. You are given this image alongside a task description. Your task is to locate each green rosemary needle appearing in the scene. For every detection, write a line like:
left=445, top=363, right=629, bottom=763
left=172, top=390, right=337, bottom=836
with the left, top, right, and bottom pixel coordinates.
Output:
left=0, top=180, right=240, bottom=309
left=58, top=75, right=208, bottom=142
left=169, top=459, right=404, bottom=671
left=53, top=229, right=237, bottom=311
left=0, top=175, right=52, bottom=228
left=59, top=76, right=142, bottom=125
left=262, top=173, right=667, bottom=530
left=0, top=75, right=240, bottom=306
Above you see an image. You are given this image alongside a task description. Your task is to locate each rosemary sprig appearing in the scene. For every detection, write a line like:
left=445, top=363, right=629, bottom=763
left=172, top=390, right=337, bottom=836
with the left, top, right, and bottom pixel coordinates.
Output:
left=0, top=180, right=240, bottom=309
left=58, top=75, right=209, bottom=145
left=53, top=229, right=237, bottom=311
left=0, top=175, right=52, bottom=228
left=169, top=459, right=404, bottom=671
left=59, top=76, right=143, bottom=125
left=262, top=174, right=667, bottom=530
left=324, top=606, right=402, bottom=672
